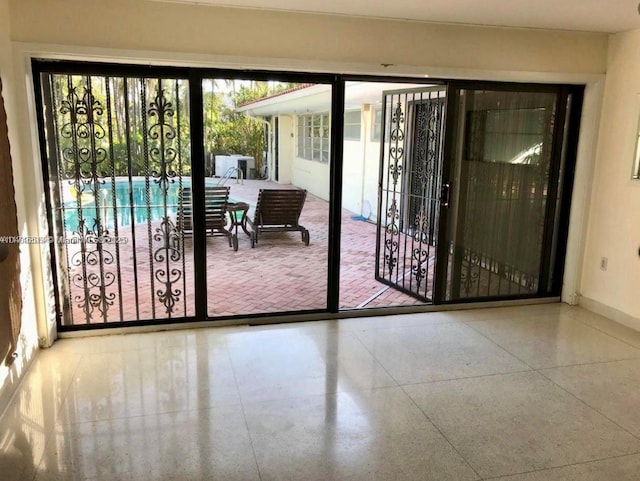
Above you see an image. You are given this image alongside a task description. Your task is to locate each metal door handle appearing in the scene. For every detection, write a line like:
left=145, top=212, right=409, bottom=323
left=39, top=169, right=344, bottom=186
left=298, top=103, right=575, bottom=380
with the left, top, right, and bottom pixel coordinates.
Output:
left=440, top=182, right=451, bottom=207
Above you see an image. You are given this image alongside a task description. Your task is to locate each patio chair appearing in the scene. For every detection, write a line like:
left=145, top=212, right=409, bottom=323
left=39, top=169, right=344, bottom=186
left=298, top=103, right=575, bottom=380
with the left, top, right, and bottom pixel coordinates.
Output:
left=246, top=189, right=309, bottom=247
left=177, top=186, right=238, bottom=251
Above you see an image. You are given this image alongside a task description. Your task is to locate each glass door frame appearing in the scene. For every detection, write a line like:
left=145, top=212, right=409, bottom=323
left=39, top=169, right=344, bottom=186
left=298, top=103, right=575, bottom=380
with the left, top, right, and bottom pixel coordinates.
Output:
left=434, top=81, right=584, bottom=304
left=32, top=60, right=584, bottom=331
left=33, top=60, right=342, bottom=331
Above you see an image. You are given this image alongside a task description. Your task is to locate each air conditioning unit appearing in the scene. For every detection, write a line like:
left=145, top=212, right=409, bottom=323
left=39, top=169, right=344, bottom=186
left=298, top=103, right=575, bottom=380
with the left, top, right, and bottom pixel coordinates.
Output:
left=214, top=155, right=256, bottom=179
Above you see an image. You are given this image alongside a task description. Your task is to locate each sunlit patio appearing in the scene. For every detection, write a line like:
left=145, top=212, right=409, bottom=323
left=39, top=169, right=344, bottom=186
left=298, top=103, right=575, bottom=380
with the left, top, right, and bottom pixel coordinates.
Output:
left=63, top=179, right=422, bottom=325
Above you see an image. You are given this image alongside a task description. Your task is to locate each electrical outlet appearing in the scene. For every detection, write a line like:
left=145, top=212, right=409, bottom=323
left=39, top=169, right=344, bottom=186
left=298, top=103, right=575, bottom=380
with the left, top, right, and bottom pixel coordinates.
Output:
left=600, top=257, right=608, bottom=271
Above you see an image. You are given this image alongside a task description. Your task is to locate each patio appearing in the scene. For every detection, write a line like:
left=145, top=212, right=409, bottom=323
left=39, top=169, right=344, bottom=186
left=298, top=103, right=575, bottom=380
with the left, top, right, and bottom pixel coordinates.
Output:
left=65, top=179, right=423, bottom=326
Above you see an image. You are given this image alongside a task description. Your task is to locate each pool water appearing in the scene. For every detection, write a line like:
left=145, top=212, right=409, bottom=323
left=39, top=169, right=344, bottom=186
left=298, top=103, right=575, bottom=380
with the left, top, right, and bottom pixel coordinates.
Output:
left=61, top=179, right=237, bottom=233
left=61, top=178, right=246, bottom=232
left=62, top=180, right=180, bottom=232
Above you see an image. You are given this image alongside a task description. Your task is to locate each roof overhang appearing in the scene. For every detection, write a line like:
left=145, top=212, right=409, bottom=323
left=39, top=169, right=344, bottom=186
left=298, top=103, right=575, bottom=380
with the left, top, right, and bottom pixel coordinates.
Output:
left=236, top=84, right=330, bottom=116
left=236, top=81, right=442, bottom=116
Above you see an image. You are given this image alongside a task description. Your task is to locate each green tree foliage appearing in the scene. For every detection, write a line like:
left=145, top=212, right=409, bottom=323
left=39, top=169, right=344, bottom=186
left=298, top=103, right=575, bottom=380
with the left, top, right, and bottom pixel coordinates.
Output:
left=50, top=75, right=295, bottom=180
left=205, top=80, right=296, bottom=177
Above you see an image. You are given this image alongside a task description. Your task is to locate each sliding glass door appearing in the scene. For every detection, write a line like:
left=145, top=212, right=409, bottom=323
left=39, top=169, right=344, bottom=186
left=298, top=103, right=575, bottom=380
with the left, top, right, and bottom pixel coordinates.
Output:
left=38, top=71, right=194, bottom=325
left=34, top=62, right=336, bottom=329
left=435, top=84, right=578, bottom=302
left=201, top=78, right=331, bottom=317
left=33, top=61, right=583, bottom=329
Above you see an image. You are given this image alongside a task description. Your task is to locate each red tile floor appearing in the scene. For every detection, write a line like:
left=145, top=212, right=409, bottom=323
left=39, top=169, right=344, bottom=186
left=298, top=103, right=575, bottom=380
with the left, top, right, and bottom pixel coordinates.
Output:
left=65, top=180, right=424, bottom=326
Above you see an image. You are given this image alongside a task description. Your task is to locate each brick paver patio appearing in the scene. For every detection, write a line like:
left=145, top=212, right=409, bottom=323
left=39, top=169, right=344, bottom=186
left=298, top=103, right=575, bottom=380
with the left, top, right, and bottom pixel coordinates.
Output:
left=65, top=180, right=425, bottom=326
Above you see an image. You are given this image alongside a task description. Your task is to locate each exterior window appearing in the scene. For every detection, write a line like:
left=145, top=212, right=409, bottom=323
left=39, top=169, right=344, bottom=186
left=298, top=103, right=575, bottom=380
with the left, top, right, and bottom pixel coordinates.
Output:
left=344, top=110, right=361, bottom=141
left=371, top=106, right=382, bottom=141
left=297, top=113, right=330, bottom=162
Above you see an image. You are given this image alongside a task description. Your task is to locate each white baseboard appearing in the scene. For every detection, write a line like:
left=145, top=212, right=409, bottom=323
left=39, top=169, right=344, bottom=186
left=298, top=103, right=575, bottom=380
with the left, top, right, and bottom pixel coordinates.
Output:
left=579, top=296, right=640, bottom=332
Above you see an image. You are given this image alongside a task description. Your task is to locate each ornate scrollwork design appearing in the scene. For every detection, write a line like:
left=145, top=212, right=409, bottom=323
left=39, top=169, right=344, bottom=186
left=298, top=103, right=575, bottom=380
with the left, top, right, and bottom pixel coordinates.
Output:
left=388, top=102, right=406, bottom=186
left=58, top=78, right=116, bottom=322
left=389, top=155, right=403, bottom=186
left=390, top=102, right=405, bottom=140
left=153, top=217, right=182, bottom=263
left=416, top=105, right=428, bottom=170
left=384, top=198, right=400, bottom=273
left=427, top=102, right=440, bottom=152
left=410, top=204, right=431, bottom=289
left=411, top=247, right=429, bottom=289
left=413, top=207, right=428, bottom=244
left=148, top=88, right=178, bottom=194
left=386, top=198, right=399, bottom=224
left=154, top=216, right=183, bottom=314
left=146, top=82, right=184, bottom=315
left=155, top=268, right=182, bottom=314
left=384, top=239, right=399, bottom=273
left=70, top=246, right=116, bottom=319
left=59, top=84, right=108, bottom=183
left=415, top=102, right=440, bottom=189
left=461, top=251, right=481, bottom=295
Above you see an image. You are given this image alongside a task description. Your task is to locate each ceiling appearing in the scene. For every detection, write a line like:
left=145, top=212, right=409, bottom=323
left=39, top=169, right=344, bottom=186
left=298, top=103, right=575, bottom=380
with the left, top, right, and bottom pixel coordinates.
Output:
left=152, top=0, right=640, bottom=33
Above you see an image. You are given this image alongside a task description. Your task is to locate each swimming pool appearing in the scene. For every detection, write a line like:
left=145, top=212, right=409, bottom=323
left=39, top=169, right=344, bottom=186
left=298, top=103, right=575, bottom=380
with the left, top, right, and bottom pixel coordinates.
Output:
left=61, top=178, right=236, bottom=232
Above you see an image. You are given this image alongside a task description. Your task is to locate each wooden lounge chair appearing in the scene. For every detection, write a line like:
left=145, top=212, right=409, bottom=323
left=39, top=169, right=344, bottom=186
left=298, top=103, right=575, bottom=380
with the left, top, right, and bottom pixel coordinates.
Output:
left=177, top=186, right=238, bottom=251
left=246, top=189, right=309, bottom=247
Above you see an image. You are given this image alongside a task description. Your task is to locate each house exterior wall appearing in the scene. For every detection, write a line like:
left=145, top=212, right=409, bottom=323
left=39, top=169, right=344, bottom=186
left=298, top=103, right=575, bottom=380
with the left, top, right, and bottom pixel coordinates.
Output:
left=278, top=105, right=380, bottom=215
left=342, top=107, right=380, bottom=221
left=285, top=114, right=331, bottom=201
left=291, top=157, right=331, bottom=201
left=276, top=115, right=294, bottom=185
left=342, top=137, right=366, bottom=213
left=580, top=29, right=640, bottom=328
left=363, top=113, right=382, bottom=223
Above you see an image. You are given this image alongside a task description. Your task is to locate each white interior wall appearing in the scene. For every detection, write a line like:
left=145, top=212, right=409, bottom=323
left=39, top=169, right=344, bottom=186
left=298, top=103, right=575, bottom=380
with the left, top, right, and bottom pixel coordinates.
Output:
left=8, top=0, right=608, bottom=74
left=580, top=29, right=640, bottom=328
left=0, top=0, right=42, bottom=417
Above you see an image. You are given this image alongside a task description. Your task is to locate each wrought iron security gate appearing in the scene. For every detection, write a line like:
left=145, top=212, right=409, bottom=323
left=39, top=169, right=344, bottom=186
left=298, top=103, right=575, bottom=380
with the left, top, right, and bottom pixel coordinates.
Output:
left=39, top=72, right=193, bottom=325
left=375, top=87, right=447, bottom=302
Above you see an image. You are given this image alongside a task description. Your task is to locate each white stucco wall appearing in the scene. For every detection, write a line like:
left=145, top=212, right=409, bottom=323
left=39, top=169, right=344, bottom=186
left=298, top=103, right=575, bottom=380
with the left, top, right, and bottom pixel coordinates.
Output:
left=291, top=157, right=331, bottom=201
left=342, top=138, right=366, bottom=213
left=580, top=29, right=640, bottom=327
left=275, top=115, right=294, bottom=185
left=341, top=107, right=381, bottom=221
left=362, top=139, right=381, bottom=222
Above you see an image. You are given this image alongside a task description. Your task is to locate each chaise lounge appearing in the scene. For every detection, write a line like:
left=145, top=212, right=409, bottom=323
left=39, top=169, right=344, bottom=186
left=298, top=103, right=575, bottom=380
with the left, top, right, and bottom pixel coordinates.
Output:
left=177, top=185, right=238, bottom=251
left=246, top=189, right=309, bottom=247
